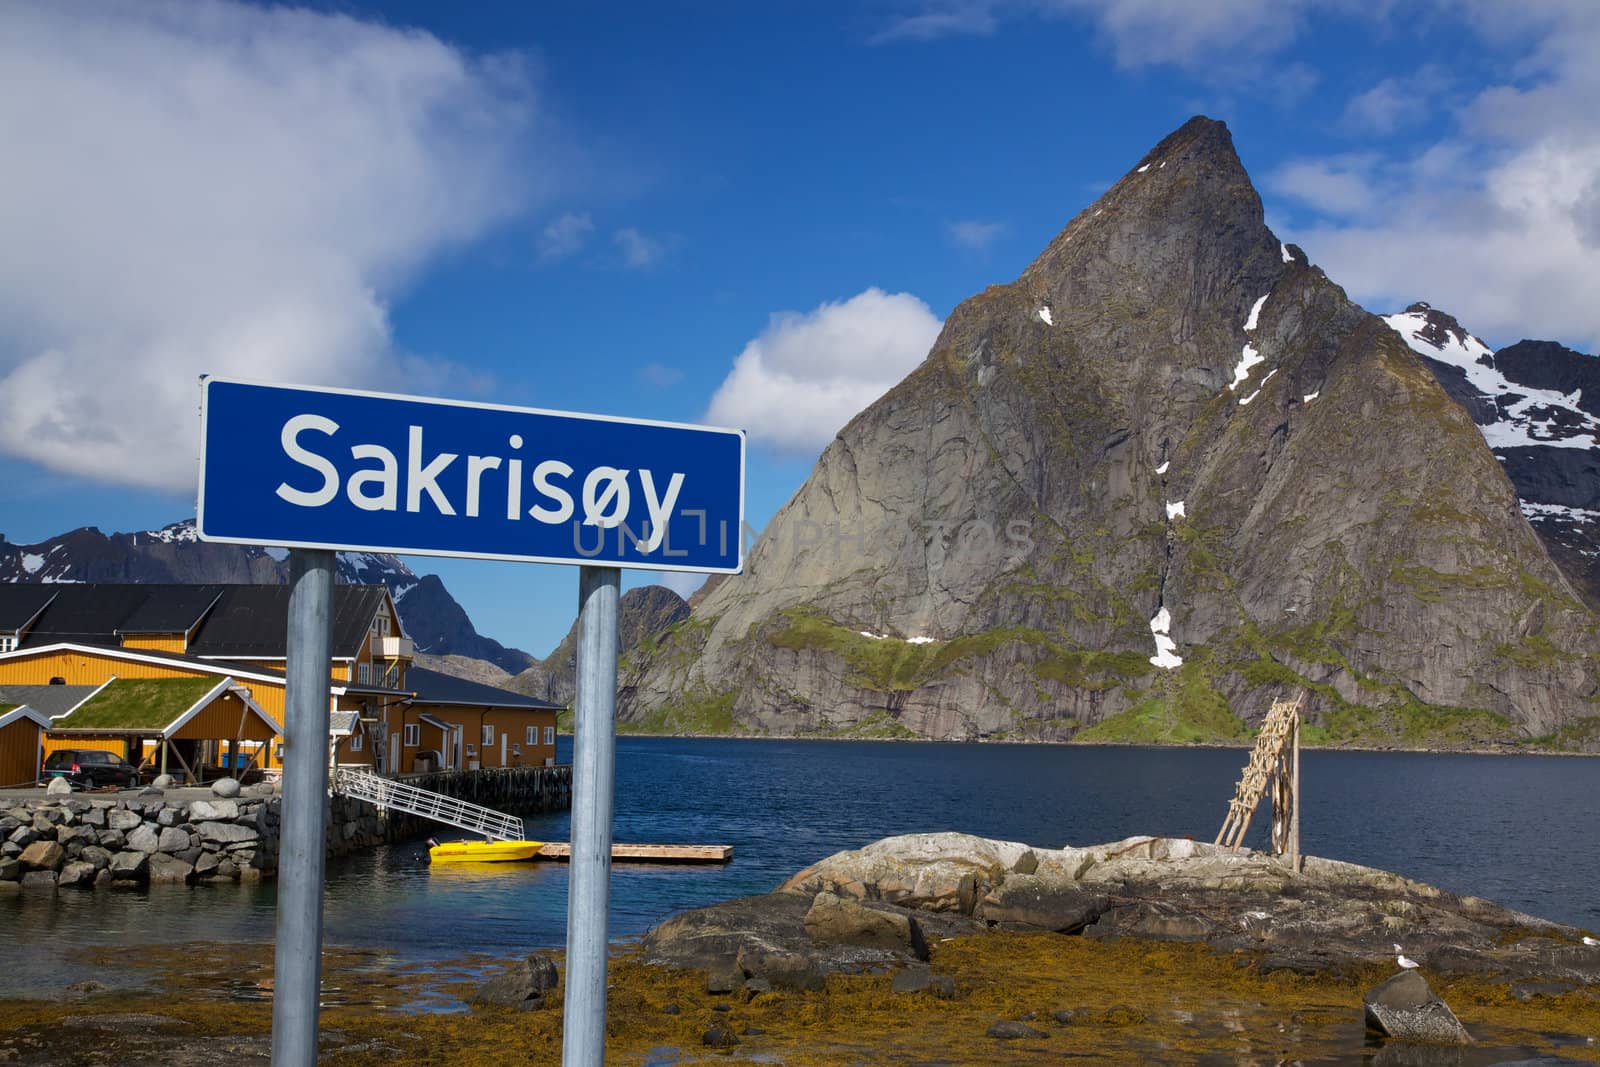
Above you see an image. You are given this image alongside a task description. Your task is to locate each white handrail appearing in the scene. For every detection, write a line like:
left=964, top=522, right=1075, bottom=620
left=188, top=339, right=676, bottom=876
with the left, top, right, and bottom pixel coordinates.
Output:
left=333, top=767, right=524, bottom=842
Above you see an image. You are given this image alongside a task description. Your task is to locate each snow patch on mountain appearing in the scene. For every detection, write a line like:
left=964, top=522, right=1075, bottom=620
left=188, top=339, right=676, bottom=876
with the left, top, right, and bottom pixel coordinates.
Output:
left=1148, top=606, right=1182, bottom=670
left=1522, top=502, right=1600, bottom=524
left=1244, top=294, right=1268, bottom=332
left=1384, top=306, right=1599, bottom=452
left=1228, top=343, right=1264, bottom=391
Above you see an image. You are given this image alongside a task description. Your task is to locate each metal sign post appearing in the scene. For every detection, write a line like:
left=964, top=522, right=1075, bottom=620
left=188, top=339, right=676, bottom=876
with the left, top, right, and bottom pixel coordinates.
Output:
left=271, top=549, right=335, bottom=1067
left=563, top=565, right=620, bottom=1066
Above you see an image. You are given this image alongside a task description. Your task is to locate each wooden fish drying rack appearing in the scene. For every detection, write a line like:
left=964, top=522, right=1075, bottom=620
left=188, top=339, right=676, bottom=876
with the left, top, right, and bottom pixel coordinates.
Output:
left=1214, top=691, right=1304, bottom=871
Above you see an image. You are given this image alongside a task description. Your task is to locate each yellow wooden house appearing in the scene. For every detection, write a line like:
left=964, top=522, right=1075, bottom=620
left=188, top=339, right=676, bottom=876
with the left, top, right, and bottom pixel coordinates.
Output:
left=0, top=583, right=559, bottom=783
left=0, top=703, right=50, bottom=787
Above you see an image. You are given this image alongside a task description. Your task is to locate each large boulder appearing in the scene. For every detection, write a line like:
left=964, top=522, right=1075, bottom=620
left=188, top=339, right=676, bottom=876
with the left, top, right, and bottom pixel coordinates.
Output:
left=472, top=952, right=560, bottom=1010
left=779, top=833, right=1037, bottom=913
left=1362, top=970, right=1471, bottom=1045
left=19, top=840, right=64, bottom=871
left=197, top=821, right=258, bottom=845
left=127, top=824, right=161, bottom=855
left=803, top=891, right=929, bottom=959
left=146, top=853, right=195, bottom=885
left=108, top=851, right=149, bottom=882
left=79, top=845, right=113, bottom=870
left=189, top=799, right=238, bottom=821
left=211, top=777, right=241, bottom=799
left=156, top=827, right=191, bottom=854
left=735, top=943, right=825, bottom=992
left=977, top=877, right=1108, bottom=932
left=57, top=861, right=97, bottom=888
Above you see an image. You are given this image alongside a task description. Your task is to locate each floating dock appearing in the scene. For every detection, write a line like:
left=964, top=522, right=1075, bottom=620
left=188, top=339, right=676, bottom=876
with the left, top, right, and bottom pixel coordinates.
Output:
left=537, top=842, right=732, bottom=864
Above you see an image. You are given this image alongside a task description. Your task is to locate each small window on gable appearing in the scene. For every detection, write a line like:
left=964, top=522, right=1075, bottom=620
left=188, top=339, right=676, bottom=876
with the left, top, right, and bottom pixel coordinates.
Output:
left=349, top=732, right=363, bottom=752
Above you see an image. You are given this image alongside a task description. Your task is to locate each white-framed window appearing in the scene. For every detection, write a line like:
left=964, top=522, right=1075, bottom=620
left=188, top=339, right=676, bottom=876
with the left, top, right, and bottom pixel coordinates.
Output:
left=544, top=726, right=555, bottom=745
left=481, top=724, right=494, bottom=745
left=403, top=723, right=419, bottom=747
left=349, top=732, right=363, bottom=752
left=0, top=635, right=15, bottom=653
left=526, top=725, right=537, bottom=745
left=357, top=662, right=371, bottom=685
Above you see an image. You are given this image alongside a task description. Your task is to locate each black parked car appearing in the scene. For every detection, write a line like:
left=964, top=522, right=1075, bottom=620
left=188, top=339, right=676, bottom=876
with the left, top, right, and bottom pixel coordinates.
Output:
left=43, top=749, right=140, bottom=789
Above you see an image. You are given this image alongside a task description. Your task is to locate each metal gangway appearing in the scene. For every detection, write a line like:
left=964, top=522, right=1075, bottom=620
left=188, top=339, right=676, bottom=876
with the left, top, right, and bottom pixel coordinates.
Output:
left=333, top=767, right=524, bottom=842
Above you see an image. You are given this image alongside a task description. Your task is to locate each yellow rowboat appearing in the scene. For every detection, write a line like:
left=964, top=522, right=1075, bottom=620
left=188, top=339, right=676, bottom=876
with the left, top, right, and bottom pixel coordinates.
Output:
left=428, top=839, right=543, bottom=864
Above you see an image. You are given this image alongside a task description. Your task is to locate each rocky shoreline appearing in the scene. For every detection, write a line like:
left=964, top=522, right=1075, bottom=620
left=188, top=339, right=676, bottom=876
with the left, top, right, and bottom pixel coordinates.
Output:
left=638, top=832, right=1600, bottom=991
left=4, top=831, right=1599, bottom=1063
left=441, top=832, right=1600, bottom=1061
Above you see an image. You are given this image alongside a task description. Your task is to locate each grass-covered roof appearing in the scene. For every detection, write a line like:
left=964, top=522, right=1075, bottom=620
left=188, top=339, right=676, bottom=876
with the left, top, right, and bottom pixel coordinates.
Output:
left=54, top=677, right=220, bottom=732
left=0, top=703, right=17, bottom=716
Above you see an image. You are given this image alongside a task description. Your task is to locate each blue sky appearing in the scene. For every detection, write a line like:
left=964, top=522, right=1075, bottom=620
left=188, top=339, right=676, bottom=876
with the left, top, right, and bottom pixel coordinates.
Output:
left=3, top=1, right=1598, bottom=658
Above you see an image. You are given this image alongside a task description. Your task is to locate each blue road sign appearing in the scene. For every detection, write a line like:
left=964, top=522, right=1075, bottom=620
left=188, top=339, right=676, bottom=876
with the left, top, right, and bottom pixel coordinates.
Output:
left=197, top=378, right=745, bottom=573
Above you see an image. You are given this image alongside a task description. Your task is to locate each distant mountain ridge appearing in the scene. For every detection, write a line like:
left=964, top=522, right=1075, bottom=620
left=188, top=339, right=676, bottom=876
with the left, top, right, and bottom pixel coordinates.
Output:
left=0, top=519, right=537, bottom=675
left=1382, top=304, right=1600, bottom=606
left=506, top=585, right=690, bottom=706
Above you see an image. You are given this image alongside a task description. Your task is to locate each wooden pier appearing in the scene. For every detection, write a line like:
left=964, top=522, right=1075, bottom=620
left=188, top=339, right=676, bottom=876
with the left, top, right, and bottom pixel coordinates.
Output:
left=537, top=842, right=732, bottom=864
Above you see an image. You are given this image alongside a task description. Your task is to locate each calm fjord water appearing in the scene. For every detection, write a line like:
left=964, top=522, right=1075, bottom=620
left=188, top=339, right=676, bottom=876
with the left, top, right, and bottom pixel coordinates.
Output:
left=4, top=738, right=1597, bottom=995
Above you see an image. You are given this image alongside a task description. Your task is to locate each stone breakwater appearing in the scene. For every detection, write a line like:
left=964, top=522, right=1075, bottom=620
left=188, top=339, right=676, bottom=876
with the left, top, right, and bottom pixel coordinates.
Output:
left=0, top=784, right=380, bottom=889
left=0, top=765, right=574, bottom=892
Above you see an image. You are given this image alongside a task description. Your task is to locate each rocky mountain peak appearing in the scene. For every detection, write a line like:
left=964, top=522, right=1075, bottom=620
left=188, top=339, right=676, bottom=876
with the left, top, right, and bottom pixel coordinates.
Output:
left=1391, top=303, right=1495, bottom=366
left=1020, top=117, right=1284, bottom=348
left=622, top=115, right=1598, bottom=746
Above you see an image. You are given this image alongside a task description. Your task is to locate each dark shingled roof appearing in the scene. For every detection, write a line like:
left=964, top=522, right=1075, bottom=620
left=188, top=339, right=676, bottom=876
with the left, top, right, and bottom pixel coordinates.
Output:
left=9, top=585, right=155, bottom=645
left=1, top=583, right=390, bottom=659
left=407, top=667, right=561, bottom=710
left=0, top=684, right=103, bottom=719
left=0, top=585, right=58, bottom=632
left=118, top=586, right=224, bottom=635
left=187, top=585, right=388, bottom=659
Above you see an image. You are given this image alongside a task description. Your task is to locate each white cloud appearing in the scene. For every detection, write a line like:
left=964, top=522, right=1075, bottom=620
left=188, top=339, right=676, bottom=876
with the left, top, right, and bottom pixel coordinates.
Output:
left=1268, top=155, right=1379, bottom=217
left=874, top=0, right=1317, bottom=69
left=1064, top=0, right=1312, bottom=71
left=613, top=227, right=666, bottom=269
left=870, top=2, right=999, bottom=43
left=636, top=362, right=684, bottom=389
left=0, top=0, right=543, bottom=490
left=705, top=289, right=944, bottom=453
left=1341, top=67, right=1451, bottom=134
left=1281, top=7, right=1600, bottom=353
left=538, top=211, right=594, bottom=262
left=946, top=219, right=1007, bottom=251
